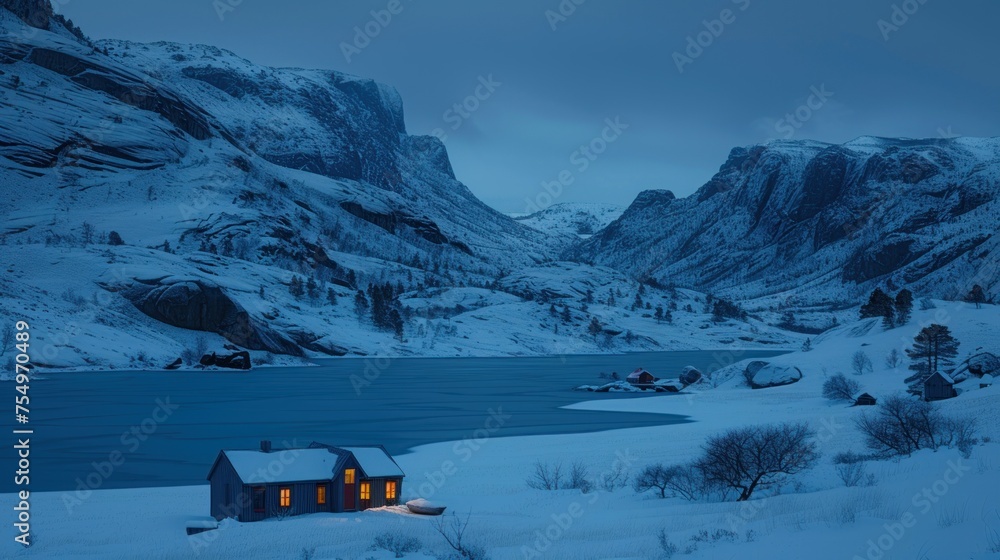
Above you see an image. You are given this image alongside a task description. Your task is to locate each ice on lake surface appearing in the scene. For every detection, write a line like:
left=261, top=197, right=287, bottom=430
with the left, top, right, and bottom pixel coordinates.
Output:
left=7, top=350, right=785, bottom=492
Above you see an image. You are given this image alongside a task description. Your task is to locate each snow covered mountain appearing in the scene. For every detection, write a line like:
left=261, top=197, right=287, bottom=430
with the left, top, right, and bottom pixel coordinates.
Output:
left=570, top=137, right=1000, bottom=313
left=511, top=202, right=624, bottom=241
left=0, top=1, right=801, bottom=368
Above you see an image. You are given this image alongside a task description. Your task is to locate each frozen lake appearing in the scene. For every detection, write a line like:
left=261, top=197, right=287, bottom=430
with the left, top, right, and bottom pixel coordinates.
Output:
left=5, top=350, right=785, bottom=492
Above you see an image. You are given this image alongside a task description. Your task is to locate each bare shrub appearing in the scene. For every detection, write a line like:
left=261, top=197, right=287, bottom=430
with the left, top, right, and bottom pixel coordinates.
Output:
left=836, top=461, right=867, bottom=487
left=657, top=529, right=678, bottom=559
left=598, top=460, right=630, bottom=492
left=433, top=512, right=489, bottom=560
left=851, top=351, right=873, bottom=375
left=566, top=462, right=593, bottom=493
left=885, top=349, right=902, bottom=369
left=371, top=533, right=421, bottom=558
left=823, top=373, right=861, bottom=402
left=526, top=461, right=563, bottom=490
left=695, top=422, right=819, bottom=501
left=855, top=394, right=978, bottom=457
left=832, top=451, right=868, bottom=465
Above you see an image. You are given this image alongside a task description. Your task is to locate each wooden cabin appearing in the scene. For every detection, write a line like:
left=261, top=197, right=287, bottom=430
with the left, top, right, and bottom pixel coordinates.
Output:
left=207, top=441, right=404, bottom=521
left=923, top=371, right=957, bottom=402
left=854, top=393, right=877, bottom=406
left=626, top=368, right=658, bottom=387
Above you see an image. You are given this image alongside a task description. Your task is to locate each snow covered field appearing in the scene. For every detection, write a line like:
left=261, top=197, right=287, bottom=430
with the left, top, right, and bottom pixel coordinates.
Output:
left=5, top=301, right=998, bottom=559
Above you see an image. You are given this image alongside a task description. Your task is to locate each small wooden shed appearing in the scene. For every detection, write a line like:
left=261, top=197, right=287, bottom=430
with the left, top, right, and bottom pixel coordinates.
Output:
left=923, top=371, right=957, bottom=402
left=854, top=393, right=877, bottom=406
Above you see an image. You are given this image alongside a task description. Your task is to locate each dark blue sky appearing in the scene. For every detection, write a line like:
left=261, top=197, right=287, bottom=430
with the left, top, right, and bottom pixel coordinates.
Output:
left=61, top=0, right=1000, bottom=212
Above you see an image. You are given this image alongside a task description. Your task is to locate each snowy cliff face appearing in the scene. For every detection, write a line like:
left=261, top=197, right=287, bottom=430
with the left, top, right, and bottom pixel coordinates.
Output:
left=570, top=137, right=1000, bottom=308
left=0, top=1, right=574, bottom=365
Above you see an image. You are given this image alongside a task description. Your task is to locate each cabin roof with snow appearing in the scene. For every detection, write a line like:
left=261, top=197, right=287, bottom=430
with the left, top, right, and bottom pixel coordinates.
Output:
left=627, top=368, right=653, bottom=380
left=338, top=446, right=405, bottom=478
left=926, top=371, right=955, bottom=385
left=207, top=442, right=404, bottom=484
left=222, top=448, right=339, bottom=483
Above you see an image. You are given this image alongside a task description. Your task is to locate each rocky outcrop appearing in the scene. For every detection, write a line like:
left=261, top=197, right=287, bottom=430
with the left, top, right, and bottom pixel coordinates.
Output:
left=120, top=280, right=302, bottom=356
left=199, top=351, right=251, bottom=370
left=679, top=366, right=702, bottom=386
left=744, top=361, right=802, bottom=389
left=952, top=351, right=1000, bottom=381
left=1, top=0, right=52, bottom=29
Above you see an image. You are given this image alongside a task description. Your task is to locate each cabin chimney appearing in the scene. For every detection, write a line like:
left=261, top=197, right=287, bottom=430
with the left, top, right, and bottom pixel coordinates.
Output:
left=260, top=440, right=272, bottom=453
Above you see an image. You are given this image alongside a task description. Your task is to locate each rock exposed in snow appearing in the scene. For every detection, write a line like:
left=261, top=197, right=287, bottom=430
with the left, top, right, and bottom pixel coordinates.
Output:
left=118, top=279, right=302, bottom=356
left=745, top=361, right=803, bottom=389
left=679, top=366, right=703, bottom=385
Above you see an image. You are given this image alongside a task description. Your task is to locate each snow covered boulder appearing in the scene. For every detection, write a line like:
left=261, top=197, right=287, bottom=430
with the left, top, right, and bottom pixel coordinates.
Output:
left=952, top=352, right=1000, bottom=381
left=745, top=361, right=802, bottom=389
left=679, top=366, right=703, bottom=386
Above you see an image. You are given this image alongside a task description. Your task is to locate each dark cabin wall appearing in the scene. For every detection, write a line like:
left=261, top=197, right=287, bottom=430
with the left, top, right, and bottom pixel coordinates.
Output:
left=361, top=477, right=404, bottom=509
left=235, top=481, right=330, bottom=522
left=209, top=454, right=244, bottom=521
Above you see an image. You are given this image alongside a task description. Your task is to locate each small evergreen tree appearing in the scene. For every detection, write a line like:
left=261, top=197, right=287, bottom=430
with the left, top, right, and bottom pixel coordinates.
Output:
left=905, top=324, right=959, bottom=391
left=894, top=289, right=913, bottom=325
left=353, top=290, right=369, bottom=321
left=560, top=305, right=572, bottom=324
left=967, top=284, right=987, bottom=309
left=107, top=231, right=125, bottom=246
left=860, top=288, right=895, bottom=326
left=801, top=338, right=813, bottom=352
left=654, top=305, right=664, bottom=324
left=327, top=288, right=338, bottom=306
left=587, top=317, right=602, bottom=339
left=389, top=309, right=404, bottom=341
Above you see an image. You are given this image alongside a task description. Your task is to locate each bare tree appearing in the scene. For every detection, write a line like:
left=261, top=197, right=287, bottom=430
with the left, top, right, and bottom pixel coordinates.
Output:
left=695, top=422, right=819, bottom=501
left=633, top=464, right=672, bottom=498
left=526, top=461, right=563, bottom=490
left=854, top=393, right=951, bottom=457
left=433, top=512, right=488, bottom=560
left=851, top=351, right=873, bottom=375
left=598, top=460, right=630, bottom=492
left=566, top=462, right=592, bottom=493
left=633, top=463, right=713, bottom=501
left=822, top=373, right=861, bottom=402
left=885, top=349, right=901, bottom=369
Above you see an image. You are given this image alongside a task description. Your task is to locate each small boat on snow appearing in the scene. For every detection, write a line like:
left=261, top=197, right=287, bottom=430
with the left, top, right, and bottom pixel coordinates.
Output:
left=406, top=498, right=447, bottom=516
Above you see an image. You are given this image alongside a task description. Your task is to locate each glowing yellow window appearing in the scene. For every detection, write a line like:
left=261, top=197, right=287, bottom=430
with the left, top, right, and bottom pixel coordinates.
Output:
left=385, top=481, right=397, bottom=500
left=279, top=487, right=291, bottom=508
left=360, top=482, right=371, bottom=500
left=344, top=469, right=355, bottom=484
left=316, top=485, right=327, bottom=505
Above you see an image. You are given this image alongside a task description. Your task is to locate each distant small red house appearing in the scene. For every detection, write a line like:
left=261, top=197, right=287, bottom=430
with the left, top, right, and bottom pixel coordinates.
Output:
left=626, top=368, right=658, bottom=387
